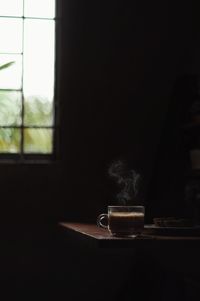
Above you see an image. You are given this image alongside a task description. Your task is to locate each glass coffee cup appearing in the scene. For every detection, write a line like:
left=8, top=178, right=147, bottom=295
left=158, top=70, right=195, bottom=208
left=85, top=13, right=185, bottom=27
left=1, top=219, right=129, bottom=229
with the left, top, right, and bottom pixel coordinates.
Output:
left=97, top=206, right=145, bottom=237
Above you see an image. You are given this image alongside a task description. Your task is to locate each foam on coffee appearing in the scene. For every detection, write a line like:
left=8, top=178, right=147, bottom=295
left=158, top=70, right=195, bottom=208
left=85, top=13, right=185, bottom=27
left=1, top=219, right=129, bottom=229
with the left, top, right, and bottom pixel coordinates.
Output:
left=108, top=212, right=144, bottom=236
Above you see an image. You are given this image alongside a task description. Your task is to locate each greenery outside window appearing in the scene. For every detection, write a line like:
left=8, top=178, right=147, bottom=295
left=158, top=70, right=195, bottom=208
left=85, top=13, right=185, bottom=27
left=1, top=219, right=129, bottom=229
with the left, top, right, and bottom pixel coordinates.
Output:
left=0, top=0, right=57, bottom=161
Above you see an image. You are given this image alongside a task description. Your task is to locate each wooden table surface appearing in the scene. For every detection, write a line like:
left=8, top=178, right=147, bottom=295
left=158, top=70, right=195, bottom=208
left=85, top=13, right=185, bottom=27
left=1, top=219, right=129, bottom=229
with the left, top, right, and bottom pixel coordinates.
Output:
left=59, top=222, right=200, bottom=247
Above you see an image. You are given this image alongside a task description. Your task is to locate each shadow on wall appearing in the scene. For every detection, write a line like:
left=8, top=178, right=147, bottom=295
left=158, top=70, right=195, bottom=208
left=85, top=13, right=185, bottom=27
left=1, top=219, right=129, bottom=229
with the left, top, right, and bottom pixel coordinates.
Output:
left=146, top=74, right=200, bottom=220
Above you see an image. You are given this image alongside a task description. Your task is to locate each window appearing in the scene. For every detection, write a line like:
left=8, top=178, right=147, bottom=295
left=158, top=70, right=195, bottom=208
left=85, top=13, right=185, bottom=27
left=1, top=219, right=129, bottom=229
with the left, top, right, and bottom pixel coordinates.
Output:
left=0, top=0, right=57, bottom=161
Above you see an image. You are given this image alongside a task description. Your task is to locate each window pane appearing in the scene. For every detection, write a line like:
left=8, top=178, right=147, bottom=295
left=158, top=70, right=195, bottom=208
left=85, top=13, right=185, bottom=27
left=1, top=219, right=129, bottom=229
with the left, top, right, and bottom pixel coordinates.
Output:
left=0, top=18, right=23, bottom=53
left=24, top=0, right=55, bottom=18
left=0, top=0, right=23, bottom=17
left=0, top=91, right=22, bottom=126
left=0, top=128, right=20, bottom=153
left=0, top=54, right=22, bottom=89
left=23, top=20, right=55, bottom=103
left=24, top=97, right=53, bottom=126
left=24, top=129, right=53, bottom=153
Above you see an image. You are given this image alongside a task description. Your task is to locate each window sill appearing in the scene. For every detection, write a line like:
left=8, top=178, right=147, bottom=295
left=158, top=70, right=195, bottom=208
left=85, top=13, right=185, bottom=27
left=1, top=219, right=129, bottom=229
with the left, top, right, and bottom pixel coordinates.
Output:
left=0, top=155, right=59, bottom=165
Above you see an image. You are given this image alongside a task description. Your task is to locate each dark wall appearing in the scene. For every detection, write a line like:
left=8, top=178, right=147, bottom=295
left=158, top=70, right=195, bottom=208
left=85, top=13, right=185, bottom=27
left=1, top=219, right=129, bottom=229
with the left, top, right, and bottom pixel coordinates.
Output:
left=59, top=0, right=200, bottom=222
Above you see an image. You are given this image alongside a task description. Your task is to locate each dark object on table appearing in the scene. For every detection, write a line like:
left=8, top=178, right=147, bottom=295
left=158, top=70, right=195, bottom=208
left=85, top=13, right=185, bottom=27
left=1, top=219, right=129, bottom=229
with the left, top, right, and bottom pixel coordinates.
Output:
left=153, top=217, right=194, bottom=227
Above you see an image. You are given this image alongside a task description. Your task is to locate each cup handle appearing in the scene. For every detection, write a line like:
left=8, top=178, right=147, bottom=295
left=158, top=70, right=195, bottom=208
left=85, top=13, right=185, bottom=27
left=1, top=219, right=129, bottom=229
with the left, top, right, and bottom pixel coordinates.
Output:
left=97, top=213, right=108, bottom=229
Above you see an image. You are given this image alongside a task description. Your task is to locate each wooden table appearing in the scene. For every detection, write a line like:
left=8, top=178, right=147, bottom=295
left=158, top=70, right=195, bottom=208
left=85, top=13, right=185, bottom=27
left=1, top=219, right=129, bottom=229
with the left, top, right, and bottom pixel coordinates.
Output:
left=58, top=222, right=200, bottom=299
left=59, top=222, right=200, bottom=248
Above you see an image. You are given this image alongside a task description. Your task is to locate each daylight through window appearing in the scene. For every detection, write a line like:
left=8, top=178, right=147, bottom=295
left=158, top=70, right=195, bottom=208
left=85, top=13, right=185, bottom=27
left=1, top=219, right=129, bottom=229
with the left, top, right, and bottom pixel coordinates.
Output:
left=0, top=0, right=56, bottom=158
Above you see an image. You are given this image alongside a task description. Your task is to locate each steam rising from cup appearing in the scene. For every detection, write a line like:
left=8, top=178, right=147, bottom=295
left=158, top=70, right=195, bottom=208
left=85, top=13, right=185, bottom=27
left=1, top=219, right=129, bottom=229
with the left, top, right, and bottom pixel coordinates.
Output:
left=108, top=160, right=141, bottom=205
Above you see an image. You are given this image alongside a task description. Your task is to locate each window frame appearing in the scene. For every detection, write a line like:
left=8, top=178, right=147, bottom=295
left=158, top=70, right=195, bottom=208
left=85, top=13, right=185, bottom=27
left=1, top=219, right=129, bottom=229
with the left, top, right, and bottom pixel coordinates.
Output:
left=0, top=0, right=60, bottom=164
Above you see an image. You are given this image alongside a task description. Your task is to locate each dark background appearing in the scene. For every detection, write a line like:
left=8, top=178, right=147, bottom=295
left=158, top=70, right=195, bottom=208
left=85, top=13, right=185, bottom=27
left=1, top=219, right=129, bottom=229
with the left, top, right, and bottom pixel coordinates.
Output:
left=1, top=0, right=200, bottom=299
